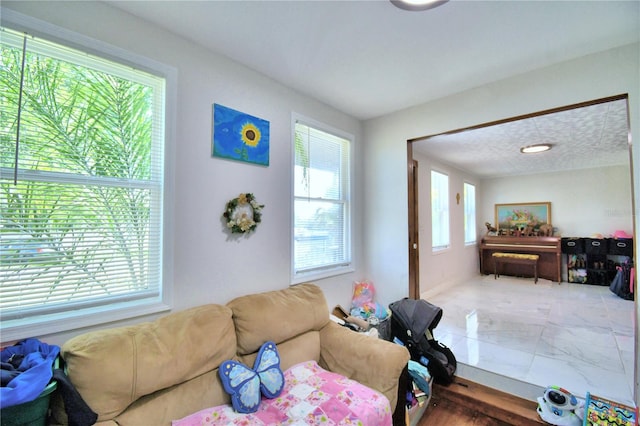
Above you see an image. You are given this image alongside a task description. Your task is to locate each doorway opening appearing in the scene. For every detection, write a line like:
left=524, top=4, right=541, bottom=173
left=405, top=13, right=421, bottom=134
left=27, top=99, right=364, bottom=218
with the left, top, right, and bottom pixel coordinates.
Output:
left=407, top=94, right=636, bottom=405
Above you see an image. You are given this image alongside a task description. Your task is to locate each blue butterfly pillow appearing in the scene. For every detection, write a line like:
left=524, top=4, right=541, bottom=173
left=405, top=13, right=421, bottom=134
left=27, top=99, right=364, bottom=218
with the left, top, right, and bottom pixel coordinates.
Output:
left=218, top=341, right=285, bottom=413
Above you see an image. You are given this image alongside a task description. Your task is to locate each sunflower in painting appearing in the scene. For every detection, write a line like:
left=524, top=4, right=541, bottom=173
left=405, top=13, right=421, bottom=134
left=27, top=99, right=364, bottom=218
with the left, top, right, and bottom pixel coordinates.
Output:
left=241, top=122, right=261, bottom=147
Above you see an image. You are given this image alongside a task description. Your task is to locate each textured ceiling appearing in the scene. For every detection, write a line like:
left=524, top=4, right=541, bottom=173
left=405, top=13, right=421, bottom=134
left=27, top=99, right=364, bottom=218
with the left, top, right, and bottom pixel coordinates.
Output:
left=412, top=98, right=631, bottom=178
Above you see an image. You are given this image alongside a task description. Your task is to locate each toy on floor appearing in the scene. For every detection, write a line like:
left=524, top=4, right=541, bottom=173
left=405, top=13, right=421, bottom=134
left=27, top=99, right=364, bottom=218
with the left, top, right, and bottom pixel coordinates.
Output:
left=350, top=280, right=389, bottom=320
left=536, top=386, right=582, bottom=426
left=583, top=392, right=636, bottom=426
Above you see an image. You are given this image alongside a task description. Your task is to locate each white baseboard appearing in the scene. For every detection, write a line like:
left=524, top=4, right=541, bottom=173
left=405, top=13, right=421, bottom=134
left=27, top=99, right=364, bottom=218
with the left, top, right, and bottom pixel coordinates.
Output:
left=456, top=363, right=545, bottom=402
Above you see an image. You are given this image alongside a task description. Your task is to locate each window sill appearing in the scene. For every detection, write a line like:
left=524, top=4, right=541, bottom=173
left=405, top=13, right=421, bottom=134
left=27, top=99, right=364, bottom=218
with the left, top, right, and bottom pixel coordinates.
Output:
left=291, top=264, right=355, bottom=285
left=432, top=246, right=451, bottom=255
left=1, top=299, right=171, bottom=344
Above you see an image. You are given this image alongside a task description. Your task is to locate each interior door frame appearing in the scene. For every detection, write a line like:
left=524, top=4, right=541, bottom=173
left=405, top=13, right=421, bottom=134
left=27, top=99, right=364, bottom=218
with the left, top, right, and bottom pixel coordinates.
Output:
left=407, top=143, right=419, bottom=299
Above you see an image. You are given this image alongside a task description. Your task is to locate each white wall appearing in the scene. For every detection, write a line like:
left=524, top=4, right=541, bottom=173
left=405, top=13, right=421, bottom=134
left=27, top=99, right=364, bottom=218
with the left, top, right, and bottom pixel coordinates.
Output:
left=414, top=153, right=481, bottom=297
left=413, top=157, right=633, bottom=296
left=364, top=43, right=639, bottom=305
left=481, top=165, right=634, bottom=238
left=1, top=1, right=366, bottom=346
left=363, top=42, right=639, bottom=405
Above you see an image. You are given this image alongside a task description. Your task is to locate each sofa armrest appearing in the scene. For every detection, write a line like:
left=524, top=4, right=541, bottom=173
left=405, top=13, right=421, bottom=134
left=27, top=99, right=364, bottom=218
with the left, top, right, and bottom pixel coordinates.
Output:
left=319, top=322, right=410, bottom=410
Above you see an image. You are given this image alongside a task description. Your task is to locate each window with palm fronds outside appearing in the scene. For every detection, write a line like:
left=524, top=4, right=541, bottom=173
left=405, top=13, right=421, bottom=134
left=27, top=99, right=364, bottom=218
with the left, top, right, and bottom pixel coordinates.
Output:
left=0, top=27, right=166, bottom=332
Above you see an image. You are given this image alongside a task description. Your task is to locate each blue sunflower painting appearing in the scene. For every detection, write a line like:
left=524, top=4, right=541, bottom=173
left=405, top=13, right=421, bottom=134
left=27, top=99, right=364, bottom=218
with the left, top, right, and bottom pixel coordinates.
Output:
left=212, top=104, right=270, bottom=166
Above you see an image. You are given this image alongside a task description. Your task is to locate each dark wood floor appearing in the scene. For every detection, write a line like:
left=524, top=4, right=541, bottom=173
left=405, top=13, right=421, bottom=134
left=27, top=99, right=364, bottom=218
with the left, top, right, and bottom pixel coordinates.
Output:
left=416, top=377, right=546, bottom=426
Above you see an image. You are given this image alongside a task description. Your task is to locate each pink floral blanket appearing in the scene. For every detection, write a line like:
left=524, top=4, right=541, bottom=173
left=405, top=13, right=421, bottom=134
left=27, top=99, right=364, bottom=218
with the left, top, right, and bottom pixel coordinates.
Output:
left=172, top=360, right=392, bottom=425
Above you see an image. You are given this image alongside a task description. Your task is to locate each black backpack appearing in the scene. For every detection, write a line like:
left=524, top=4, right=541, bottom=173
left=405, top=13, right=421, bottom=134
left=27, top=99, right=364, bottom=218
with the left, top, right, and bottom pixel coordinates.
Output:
left=389, top=298, right=457, bottom=385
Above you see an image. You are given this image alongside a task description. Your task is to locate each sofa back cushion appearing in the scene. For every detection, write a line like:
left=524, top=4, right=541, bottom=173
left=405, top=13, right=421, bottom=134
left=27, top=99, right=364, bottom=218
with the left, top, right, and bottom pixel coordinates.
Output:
left=238, top=330, right=321, bottom=373
left=108, top=369, right=229, bottom=425
left=60, top=304, right=235, bottom=421
left=228, top=283, right=330, bottom=356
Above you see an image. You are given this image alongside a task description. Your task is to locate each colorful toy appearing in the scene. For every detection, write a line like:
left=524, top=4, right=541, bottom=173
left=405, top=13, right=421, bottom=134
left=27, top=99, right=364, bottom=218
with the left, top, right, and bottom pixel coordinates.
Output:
left=583, top=392, right=636, bottom=426
left=350, top=281, right=389, bottom=320
left=536, top=386, right=581, bottom=426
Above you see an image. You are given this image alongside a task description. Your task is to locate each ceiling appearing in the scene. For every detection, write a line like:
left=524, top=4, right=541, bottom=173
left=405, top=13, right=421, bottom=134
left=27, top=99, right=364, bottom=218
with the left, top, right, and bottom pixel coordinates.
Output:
left=104, top=0, right=639, bottom=177
left=412, top=97, right=631, bottom=178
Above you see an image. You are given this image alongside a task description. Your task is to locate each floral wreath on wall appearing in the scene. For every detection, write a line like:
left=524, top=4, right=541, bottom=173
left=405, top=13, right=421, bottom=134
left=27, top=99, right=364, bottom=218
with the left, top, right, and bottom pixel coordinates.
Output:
left=223, top=193, right=264, bottom=234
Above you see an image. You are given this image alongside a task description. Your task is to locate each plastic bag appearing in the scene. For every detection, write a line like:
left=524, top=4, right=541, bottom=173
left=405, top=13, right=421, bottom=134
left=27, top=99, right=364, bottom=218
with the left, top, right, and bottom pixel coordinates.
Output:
left=350, top=280, right=388, bottom=319
left=610, top=266, right=633, bottom=301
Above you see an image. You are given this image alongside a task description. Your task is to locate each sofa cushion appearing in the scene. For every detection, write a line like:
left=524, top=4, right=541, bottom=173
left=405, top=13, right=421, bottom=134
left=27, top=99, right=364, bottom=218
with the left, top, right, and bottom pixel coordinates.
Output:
left=319, top=321, right=410, bottom=411
left=60, top=304, right=236, bottom=421
left=112, top=369, right=229, bottom=426
left=172, top=360, right=392, bottom=426
left=238, top=330, right=321, bottom=373
left=227, top=283, right=329, bottom=355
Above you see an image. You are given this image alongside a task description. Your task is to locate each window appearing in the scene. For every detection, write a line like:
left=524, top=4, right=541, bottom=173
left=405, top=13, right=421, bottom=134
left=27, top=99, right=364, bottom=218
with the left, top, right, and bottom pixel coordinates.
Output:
left=293, top=117, right=352, bottom=282
left=464, top=182, right=476, bottom=244
left=431, top=170, right=449, bottom=251
left=0, top=21, right=173, bottom=340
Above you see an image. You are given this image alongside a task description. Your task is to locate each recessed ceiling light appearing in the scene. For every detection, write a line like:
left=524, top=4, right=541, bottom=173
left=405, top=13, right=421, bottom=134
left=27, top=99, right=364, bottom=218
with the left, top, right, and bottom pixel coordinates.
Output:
left=390, top=0, right=449, bottom=11
left=520, top=144, right=552, bottom=154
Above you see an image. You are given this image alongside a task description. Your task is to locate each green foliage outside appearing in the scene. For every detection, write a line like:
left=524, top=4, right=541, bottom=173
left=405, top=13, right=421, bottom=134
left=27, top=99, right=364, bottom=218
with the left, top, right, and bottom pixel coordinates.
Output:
left=0, top=39, right=158, bottom=312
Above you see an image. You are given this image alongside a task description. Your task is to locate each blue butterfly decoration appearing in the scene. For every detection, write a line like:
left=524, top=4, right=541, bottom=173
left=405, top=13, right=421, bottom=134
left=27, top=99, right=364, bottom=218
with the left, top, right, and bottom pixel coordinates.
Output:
left=218, top=341, right=285, bottom=413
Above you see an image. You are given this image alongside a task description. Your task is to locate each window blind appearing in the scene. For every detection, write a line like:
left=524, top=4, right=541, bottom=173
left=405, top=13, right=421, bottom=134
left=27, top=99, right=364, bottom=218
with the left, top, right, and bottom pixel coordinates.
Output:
left=293, top=121, right=351, bottom=275
left=0, top=27, right=165, bottom=321
left=431, top=170, right=450, bottom=250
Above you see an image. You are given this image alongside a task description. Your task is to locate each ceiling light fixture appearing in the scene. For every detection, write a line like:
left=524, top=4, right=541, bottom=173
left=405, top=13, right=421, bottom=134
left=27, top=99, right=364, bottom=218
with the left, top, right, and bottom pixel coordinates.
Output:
left=520, top=144, right=552, bottom=154
left=390, top=0, right=449, bottom=11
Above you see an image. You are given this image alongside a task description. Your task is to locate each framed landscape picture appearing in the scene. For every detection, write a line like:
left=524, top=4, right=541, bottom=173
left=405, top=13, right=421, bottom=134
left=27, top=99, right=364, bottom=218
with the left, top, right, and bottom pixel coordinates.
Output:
left=495, top=202, right=551, bottom=235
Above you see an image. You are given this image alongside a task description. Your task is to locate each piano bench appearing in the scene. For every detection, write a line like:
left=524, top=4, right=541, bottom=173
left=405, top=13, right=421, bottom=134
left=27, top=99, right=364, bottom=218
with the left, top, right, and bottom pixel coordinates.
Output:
left=492, top=252, right=539, bottom=283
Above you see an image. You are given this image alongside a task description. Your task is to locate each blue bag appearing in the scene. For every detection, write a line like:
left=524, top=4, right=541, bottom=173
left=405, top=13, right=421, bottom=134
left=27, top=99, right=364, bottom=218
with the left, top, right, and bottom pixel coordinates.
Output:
left=0, top=338, right=60, bottom=408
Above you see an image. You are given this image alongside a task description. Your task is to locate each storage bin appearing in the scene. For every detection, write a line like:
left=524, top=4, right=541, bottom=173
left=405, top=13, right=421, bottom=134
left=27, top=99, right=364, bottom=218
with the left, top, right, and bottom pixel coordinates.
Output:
left=585, top=238, right=608, bottom=255
left=0, top=358, right=58, bottom=426
left=561, top=237, right=584, bottom=254
left=608, top=238, right=633, bottom=256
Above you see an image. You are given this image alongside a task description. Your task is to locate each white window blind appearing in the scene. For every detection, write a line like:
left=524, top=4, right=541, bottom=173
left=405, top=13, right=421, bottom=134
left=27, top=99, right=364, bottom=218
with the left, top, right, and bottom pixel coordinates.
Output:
left=293, top=120, right=351, bottom=279
left=0, top=27, right=166, bottom=327
left=464, top=182, right=477, bottom=244
left=431, top=170, right=449, bottom=251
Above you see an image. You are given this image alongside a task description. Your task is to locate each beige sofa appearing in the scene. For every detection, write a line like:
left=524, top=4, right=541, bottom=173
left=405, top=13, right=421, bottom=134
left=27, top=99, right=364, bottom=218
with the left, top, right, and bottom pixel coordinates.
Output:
left=52, top=283, right=410, bottom=425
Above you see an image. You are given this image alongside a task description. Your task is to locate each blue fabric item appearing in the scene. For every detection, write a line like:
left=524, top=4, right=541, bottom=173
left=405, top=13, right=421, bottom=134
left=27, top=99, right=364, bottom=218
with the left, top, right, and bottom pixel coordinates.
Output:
left=408, top=360, right=431, bottom=395
left=0, top=338, right=60, bottom=409
left=218, top=341, right=284, bottom=413
left=1, top=362, right=21, bottom=387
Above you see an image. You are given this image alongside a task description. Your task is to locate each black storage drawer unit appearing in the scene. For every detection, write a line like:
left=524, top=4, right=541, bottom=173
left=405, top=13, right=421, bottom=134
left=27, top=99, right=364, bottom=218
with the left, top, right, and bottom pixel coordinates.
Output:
left=561, top=238, right=584, bottom=254
left=585, top=238, right=608, bottom=255
left=608, top=238, right=633, bottom=256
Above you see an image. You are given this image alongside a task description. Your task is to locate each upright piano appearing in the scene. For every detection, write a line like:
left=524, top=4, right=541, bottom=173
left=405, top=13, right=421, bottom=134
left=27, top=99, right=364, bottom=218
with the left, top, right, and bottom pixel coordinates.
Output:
left=479, top=236, right=562, bottom=282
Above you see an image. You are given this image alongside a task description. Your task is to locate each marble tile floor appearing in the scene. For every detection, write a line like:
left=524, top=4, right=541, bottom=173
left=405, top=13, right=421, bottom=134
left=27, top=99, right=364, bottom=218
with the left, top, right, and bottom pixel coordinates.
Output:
left=423, top=275, right=636, bottom=407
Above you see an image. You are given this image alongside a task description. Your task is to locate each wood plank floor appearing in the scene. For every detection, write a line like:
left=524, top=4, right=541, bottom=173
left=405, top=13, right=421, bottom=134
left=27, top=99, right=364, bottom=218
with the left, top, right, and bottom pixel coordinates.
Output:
left=416, top=377, right=546, bottom=426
